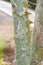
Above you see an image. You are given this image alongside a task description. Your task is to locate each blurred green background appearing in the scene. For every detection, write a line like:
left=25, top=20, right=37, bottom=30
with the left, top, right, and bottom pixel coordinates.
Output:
left=29, top=0, right=36, bottom=9
left=4, top=0, right=10, bottom=2
left=4, top=0, right=36, bottom=9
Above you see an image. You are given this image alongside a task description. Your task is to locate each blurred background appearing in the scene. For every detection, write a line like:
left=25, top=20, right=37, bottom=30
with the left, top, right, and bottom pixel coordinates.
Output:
left=3, top=0, right=36, bottom=9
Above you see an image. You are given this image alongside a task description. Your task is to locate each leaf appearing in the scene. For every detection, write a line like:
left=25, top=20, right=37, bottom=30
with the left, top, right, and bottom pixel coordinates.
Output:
left=0, top=36, right=7, bottom=50
left=25, top=11, right=31, bottom=16
left=26, top=20, right=33, bottom=26
left=0, top=50, right=5, bottom=58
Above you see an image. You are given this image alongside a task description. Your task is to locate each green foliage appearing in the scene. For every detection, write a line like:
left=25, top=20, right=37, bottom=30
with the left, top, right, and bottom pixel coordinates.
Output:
left=0, top=36, right=7, bottom=58
left=0, top=50, right=5, bottom=58
left=0, top=36, right=7, bottom=50
left=4, top=0, right=10, bottom=2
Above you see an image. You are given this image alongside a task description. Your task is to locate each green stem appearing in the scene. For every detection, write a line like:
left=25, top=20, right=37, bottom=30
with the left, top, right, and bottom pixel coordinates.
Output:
left=11, top=0, right=32, bottom=65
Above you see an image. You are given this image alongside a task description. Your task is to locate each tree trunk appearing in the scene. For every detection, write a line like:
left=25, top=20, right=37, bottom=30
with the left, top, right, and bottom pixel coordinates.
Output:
left=30, top=0, right=43, bottom=65
left=11, top=0, right=32, bottom=65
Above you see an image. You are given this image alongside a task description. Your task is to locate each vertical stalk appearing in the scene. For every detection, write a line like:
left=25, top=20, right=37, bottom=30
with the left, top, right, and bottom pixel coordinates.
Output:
left=11, top=0, right=32, bottom=65
left=30, top=0, right=43, bottom=65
